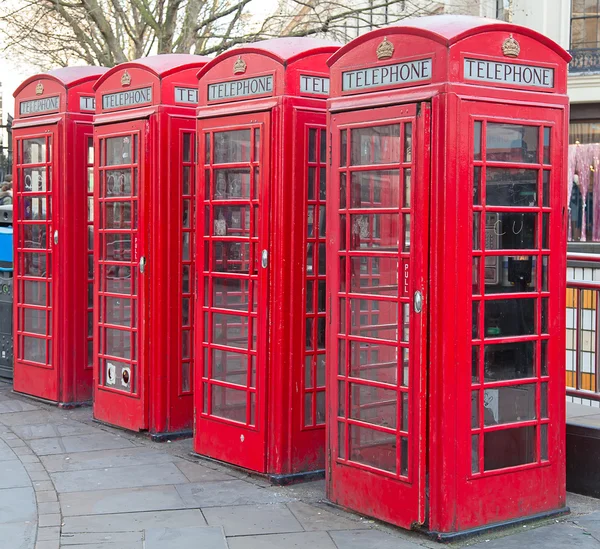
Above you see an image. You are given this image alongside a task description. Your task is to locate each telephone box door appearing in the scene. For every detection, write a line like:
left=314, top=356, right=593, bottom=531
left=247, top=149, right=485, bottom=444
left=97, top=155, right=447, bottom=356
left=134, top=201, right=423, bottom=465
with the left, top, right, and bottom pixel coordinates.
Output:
left=327, top=103, right=430, bottom=529
left=94, top=120, right=148, bottom=430
left=196, top=112, right=270, bottom=472
left=14, top=127, right=58, bottom=398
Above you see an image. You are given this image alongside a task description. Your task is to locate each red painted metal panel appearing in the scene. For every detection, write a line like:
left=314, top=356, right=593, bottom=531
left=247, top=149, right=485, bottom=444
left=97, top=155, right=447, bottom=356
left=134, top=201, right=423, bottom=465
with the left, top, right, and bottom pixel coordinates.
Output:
left=326, top=15, right=569, bottom=536
left=12, top=68, right=105, bottom=406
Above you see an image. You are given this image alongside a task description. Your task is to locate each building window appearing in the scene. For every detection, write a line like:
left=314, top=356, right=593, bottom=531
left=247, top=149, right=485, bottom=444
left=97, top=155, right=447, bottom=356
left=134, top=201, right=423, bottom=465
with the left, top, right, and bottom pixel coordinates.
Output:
left=496, top=0, right=510, bottom=21
left=571, top=0, right=600, bottom=49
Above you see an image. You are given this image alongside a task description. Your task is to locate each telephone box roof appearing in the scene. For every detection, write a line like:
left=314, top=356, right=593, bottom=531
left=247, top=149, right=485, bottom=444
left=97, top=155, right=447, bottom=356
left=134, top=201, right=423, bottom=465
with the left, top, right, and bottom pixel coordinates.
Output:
left=327, top=14, right=571, bottom=66
left=94, top=54, right=211, bottom=90
left=14, top=66, right=107, bottom=97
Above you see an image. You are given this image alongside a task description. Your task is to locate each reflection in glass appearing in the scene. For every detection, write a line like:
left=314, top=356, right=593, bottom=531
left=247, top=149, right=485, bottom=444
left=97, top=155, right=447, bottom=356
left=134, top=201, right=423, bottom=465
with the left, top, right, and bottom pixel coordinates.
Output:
left=484, top=342, right=535, bottom=381
left=472, top=390, right=479, bottom=428
left=22, top=224, right=47, bottom=249
left=474, top=121, right=482, bottom=161
left=23, top=138, right=46, bottom=164
left=472, top=434, right=480, bottom=473
left=351, top=125, right=400, bottom=165
left=541, top=424, right=548, bottom=460
left=543, top=128, right=551, bottom=164
left=340, top=130, right=347, bottom=167
left=106, top=327, right=131, bottom=359
left=105, top=233, right=131, bottom=263
left=213, top=313, right=250, bottom=349
left=484, top=426, right=535, bottom=470
left=486, top=168, right=537, bottom=207
left=351, top=171, right=400, bottom=207
left=484, top=384, right=536, bottom=426
left=350, top=383, right=397, bottom=428
left=214, top=129, right=251, bottom=164
left=473, top=167, right=481, bottom=205
left=23, top=253, right=47, bottom=277
left=213, top=278, right=250, bottom=311
left=22, top=197, right=48, bottom=220
left=23, top=336, right=46, bottom=364
left=105, top=136, right=132, bottom=166
left=349, top=340, right=397, bottom=384
left=104, top=201, right=132, bottom=229
left=349, top=424, right=396, bottom=473
left=212, top=385, right=247, bottom=423
left=23, top=168, right=47, bottom=192
left=350, top=214, right=398, bottom=250
left=105, top=170, right=132, bottom=197
left=23, top=281, right=47, bottom=306
left=214, top=169, right=251, bottom=199
left=350, top=298, right=397, bottom=342
left=404, top=123, right=412, bottom=162
left=486, top=124, right=539, bottom=163
left=484, top=298, right=535, bottom=338
left=24, top=309, right=46, bottom=334
left=473, top=212, right=481, bottom=249
left=350, top=256, right=397, bottom=297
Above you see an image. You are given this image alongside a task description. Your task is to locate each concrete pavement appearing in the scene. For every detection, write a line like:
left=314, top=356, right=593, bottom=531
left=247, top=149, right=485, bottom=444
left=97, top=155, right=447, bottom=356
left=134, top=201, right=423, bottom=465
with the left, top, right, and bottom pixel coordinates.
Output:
left=0, top=382, right=599, bottom=549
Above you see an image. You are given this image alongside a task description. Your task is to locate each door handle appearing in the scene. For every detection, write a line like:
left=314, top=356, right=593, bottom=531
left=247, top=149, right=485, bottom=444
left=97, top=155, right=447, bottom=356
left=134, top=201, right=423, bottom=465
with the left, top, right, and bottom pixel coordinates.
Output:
left=139, top=256, right=146, bottom=274
left=53, top=230, right=58, bottom=245
left=414, top=290, right=423, bottom=313
left=261, top=249, right=268, bottom=269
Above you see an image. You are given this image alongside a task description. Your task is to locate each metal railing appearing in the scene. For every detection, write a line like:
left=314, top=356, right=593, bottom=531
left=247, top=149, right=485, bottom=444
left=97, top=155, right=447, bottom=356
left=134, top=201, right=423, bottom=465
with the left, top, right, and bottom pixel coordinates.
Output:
left=568, top=48, right=600, bottom=73
left=567, top=252, right=600, bottom=402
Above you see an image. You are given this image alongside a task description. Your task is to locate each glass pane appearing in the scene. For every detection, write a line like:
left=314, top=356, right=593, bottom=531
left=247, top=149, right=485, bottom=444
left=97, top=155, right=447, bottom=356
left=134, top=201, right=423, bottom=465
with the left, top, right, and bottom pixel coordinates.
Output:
left=213, top=278, right=250, bottom=311
left=486, top=124, right=539, bottom=163
left=22, top=224, right=47, bottom=249
left=104, top=266, right=133, bottom=295
left=211, top=349, right=248, bottom=385
left=484, top=298, right=535, bottom=338
left=541, top=340, right=548, bottom=376
left=309, top=128, right=317, bottom=162
left=105, top=328, right=131, bottom=359
left=316, top=391, right=326, bottom=424
left=349, top=383, right=397, bottom=428
left=308, top=167, right=315, bottom=200
left=473, top=212, right=481, bottom=249
left=213, top=313, right=250, bottom=349
left=211, top=385, right=247, bottom=423
left=485, top=212, right=537, bottom=250
left=350, top=298, right=397, bottom=342
left=484, top=342, right=535, bottom=381
left=23, top=336, right=46, bottom=363
left=103, top=359, right=133, bottom=392
left=404, top=123, right=412, bottom=162
left=22, top=197, right=48, bottom=220
left=182, top=362, right=191, bottom=392
left=472, top=301, right=479, bottom=338
left=349, top=340, right=397, bottom=385
left=350, top=170, right=399, bottom=209
left=350, top=256, right=398, bottom=297
left=472, top=390, right=479, bottom=428
left=338, top=423, right=346, bottom=459
left=486, top=168, right=538, bottom=207
left=183, top=133, right=192, bottom=163
left=211, top=242, right=250, bottom=273
left=472, top=434, right=480, bottom=474
left=351, top=125, right=400, bottom=165
left=543, top=128, right=551, bottom=164
left=106, top=297, right=132, bottom=327
left=340, top=130, right=347, bottom=167
left=24, top=309, right=46, bottom=334
left=23, top=253, right=47, bottom=277
left=105, top=136, right=132, bottom=166
left=541, top=424, right=548, bottom=460
left=484, top=384, right=536, bottom=426
left=472, top=257, right=480, bottom=295
left=484, top=426, right=535, bottom=470
left=543, top=170, right=550, bottom=207
left=350, top=214, right=398, bottom=250
left=320, top=129, right=327, bottom=163
left=105, top=170, right=132, bottom=197
left=305, top=356, right=313, bottom=389
left=214, top=169, right=251, bottom=199
left=105, top=233, right=131, bottom=263
left=473, top=167, right=481, bottom=205
left=23, top=138, right=46, bottom=164
left=205, top=133, right=211, bottom=164
left=472, top=346, right=480, bottom=382
left=403, top=169, right=411, bottom=208
left=474, top=121, right=482, bottom=161
left=541, top=382, right=548, bottom=418
left=349, top=424, right=396, bottom=473
left=183, top=166, right=191, bottom=196
left=254, top=128, right=260, bottom=163
left=213, top=205, right=251, bottom=237
left=23, top=281, right=47, bottom=306
left=214, top=130, right=251, bottom=164
left=103, top=202, right=132, bottom=229
left=485, top=255, right=537, bottom=293
left=320, top=168, right=326, bottom=200
left=316, top=355, right=326, bottom=387
left=305, top=393, right=313, bottom=425
left=23, top=167, right=47, bottom=192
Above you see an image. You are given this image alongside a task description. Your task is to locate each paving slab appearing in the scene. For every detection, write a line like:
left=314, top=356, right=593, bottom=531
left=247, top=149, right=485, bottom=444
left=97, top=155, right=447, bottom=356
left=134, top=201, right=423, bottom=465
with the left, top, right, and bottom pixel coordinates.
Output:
left=175, top=479, right=294, bottom=508
left=203, top=503, right=303, bottom=536
left=10, top=422, right=98, bottom=441
left=0, top=411, right=67, bottom=427
left=174, top=460, right=235, bottom=483
left=59, top=485, right=187, bottom=516
left=0, top=400, right=39, bottom=414
left=227, top=531, right=339, bottom=549
left=0, top=439, right=17, bottom=461
left=0, top=487, right=36, bottom=524
left=61, top=509, right=206, bottom=533
left=466, top=522, right=599, bottom=548
left=0, top=459, right=31, bottom=489
left=329, top=529, right=424, bottom=549
left=51, top=462, right=188, bottom=493
left=28, top=433, right=136, bottom=456
left=40, top=446, right=181, bottom=473
left=570, top=510, right=600, bottom=538
left=287, top=501, right=367, bottom=531
left=56, top=544, right=142, bottom=549
left=60, top=531, right=143, bottom=545
left=145, top=526, right=228, bottom=549
left=0, top=521, right=36, bottom=549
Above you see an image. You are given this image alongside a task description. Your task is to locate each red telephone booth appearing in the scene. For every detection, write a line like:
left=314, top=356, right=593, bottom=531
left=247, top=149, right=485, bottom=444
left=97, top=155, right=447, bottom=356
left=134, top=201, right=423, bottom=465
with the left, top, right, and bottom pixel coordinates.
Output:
left=12, top=67, right=106, bottom=405
left=326, top=16, right=570, bottom=536
left=92, top=54, right=209, bottom=437
left=194, top=39, right=339, bottom=480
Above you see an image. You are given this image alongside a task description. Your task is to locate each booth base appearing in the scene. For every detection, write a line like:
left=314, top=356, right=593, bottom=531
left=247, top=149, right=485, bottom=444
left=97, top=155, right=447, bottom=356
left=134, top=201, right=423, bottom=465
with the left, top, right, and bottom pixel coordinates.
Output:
left=191, top=452, right=325, bottom=485
left=12, top=390, right=91, bottom=409
left=150, top=429, right=193, bottom=442
left=423, top=507, right=570, bottom=543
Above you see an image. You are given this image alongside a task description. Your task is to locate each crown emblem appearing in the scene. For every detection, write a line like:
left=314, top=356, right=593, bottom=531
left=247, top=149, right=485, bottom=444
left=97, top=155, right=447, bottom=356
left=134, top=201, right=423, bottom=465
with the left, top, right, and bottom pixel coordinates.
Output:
left=35, top=82, right=44, bottom=95
left=233, top=56, right=247, bottom=75
left=121, top=71, right=131, bottom=86
left=376, top=38, right=394, bottom=60
left=502, top=35, right=520, bottom=58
